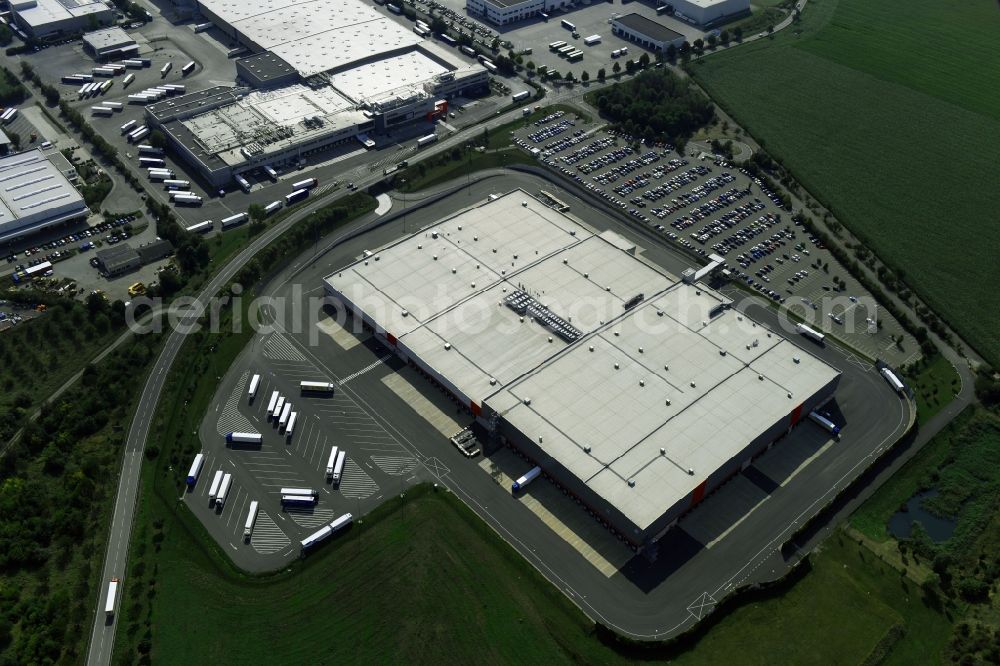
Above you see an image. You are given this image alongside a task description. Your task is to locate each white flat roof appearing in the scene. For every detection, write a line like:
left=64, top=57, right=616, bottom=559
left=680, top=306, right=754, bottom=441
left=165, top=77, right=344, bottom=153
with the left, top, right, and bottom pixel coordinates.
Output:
left=82, top=26, right=134, bottom=51
left=200, top=0, right=422, bottom=77
left=12, top=0, right=108, bottom=28
left=325, top=191, right=839, bottom=532
left=0, top=148, right=87, bottom=241
left=328, top=51, right=448, bottom=102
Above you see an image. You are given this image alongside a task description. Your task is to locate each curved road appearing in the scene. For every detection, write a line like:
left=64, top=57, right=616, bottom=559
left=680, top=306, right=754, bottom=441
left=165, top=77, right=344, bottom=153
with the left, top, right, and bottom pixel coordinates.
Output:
left=84, top=194, right=380, bottom=664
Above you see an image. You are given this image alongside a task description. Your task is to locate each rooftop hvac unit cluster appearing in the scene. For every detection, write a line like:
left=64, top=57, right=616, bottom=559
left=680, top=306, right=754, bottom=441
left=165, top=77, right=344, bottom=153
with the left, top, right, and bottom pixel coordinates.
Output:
left=504, top=290, right=582, bottom=343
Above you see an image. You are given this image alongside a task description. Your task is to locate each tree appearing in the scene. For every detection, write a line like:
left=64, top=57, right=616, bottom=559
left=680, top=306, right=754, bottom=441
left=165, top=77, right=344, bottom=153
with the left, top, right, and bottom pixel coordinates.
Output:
left=719, top=29, right=730, bottom=45
left=638, top=52, right=650, bottom=68
left=18, top=61, right=34, bottom=81
left=767, top=24, right=774, bottom=35
left=581, top=70, right=590, bottom=82
left=247, top=203, right=266, bottom=223
left=666, top=44, right=677, bottom=61
left=526, top=60, right=535, bottom=72
left=597, top=67, right=606, bottom=82
left=733, top=26, right=744, bottom=41
left=430, top=16, right=448, bottom=34
left=625, top=59, right=636, bottom=74
left=612, top=61, right=621, bottom=75
left=42, top=84, right=60, bottom=106
left=693, top=38, right=704, bottom=53
left=707, top=34, right=717, bottom=49
left=148, top=130, right=167, bottom=150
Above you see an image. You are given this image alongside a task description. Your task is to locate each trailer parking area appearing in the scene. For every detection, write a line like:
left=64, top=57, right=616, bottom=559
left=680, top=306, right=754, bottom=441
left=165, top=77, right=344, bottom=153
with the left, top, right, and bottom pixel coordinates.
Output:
left=186, top=330, right=431, bottom=571
left=511, top=115, right=919, bottom=366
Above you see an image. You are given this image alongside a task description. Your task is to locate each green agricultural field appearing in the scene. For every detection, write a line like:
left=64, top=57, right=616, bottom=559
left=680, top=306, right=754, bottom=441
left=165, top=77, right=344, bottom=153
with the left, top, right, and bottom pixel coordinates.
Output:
left=688, top=0, right=1000, bottom=366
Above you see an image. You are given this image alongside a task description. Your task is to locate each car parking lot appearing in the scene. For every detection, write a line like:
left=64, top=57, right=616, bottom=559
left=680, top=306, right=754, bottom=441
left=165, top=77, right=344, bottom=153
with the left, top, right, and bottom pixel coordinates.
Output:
left=513, top=116, right=919, bottom=365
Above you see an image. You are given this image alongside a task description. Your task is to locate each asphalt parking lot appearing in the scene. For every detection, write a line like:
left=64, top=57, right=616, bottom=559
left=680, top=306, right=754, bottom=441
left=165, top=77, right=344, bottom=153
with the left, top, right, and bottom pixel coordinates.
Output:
left=513, top=114, right=918, bottom=366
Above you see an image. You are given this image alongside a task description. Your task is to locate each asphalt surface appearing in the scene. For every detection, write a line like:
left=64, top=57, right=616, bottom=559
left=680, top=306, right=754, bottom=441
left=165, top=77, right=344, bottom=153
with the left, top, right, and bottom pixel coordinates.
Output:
left=172, top=170, right=913, bottom=644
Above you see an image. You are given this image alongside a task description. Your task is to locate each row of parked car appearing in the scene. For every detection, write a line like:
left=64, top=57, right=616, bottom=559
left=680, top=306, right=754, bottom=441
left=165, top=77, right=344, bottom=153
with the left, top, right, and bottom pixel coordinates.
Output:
left=6, top=215, right=136, bottom=264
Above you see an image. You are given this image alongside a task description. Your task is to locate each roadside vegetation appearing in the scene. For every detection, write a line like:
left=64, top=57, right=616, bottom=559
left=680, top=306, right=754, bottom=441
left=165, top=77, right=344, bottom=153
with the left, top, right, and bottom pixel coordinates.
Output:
left=903, top=354, right=961, bottom=425
left=0, top=294, right=127, bottom=445
left=687, top=0, right=1000, bottom=367
left=849, top=404, right=1000, bottom=664
left=0, top=300, right=162, bottom=664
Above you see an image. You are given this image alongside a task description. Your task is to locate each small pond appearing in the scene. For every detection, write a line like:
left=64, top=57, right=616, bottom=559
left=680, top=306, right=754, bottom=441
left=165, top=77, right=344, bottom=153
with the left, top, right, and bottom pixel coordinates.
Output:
left=887, top=489, right=956, bottom=542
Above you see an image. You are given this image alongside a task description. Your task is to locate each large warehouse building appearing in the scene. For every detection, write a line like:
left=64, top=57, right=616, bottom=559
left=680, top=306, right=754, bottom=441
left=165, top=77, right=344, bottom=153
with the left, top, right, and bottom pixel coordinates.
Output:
left=663, top=0, right=750, bottom=27
left=325, top=191, right=841, bottom=553
left=0, top=148, right=89, bottom=244
left=9, top=0, right=114, bottom=39
left=149, top=0, right=488, bottom=187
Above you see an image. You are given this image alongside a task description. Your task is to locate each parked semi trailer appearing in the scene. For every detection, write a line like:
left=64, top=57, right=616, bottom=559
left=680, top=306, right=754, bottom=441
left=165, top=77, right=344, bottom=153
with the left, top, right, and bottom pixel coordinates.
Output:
left=880, top=367, right=906, bottom=395
left=208, top=470, right=224, bottom=502
left=285, top=411, right=297, bottom=436
left=278, top=402, right=292, bottom=430
left=291, top=177, right=317, bottom=190
left=243, top=500, right=259, bottom=538
left=808, top=411, right=841, bottom=435
left=226, top=432, right=262, bottom=444
left=301, top=524, right=333, bottom=549
left=273, top=396, right=285, bottom=419
left=331, top=450, right=346, bottom=485
left=215, top=473, right=233, bottom=507
left=300, top=380, right=335, bottom=393
left=185, top=221, right=212, bottom=233
left=325, top=446, right=340, bottom=479
left=185, top=453, right=205, bottom=486
left=285, top=188, right=308, bottom=204
left=794, top=322, right=825, bottom=344
left=221, top=212, right=247, bottom=229
left=512, top=466, right=541, bottom=491
left=248, top=373, right=260, bottom=401
left=267, top=390, right=279, bottom=417
left=280, top=487, right=318, bottom=497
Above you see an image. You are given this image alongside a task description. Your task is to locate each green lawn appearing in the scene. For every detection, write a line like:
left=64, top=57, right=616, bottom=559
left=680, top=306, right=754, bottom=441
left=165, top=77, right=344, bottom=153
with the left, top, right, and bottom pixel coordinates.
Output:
left=904, top=354, right=961, bottom=425
left=397, top=148, right=534, bottom=192
left=688, top=0, right=1000, bottom=366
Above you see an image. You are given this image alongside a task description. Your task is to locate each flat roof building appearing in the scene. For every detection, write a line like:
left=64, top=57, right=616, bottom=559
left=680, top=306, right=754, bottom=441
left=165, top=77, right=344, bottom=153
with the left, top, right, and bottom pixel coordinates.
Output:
left=466, top=0, right=557, bottom=26
left=612, top=13, right=686, bottom=52
left=10, top=0, right=114, bottom=38
left=96, top=244, right=140, bottom=277
left=82, top=26, right=138, bottom=59
left=325, top=191, right=841, bottom=552
left=666, top=0, right=750, bottom=27
left=0, top=148, right=89, bottom=244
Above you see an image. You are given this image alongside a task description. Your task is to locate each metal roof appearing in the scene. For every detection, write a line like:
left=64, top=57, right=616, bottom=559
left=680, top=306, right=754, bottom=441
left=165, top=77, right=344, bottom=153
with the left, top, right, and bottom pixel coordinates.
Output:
left=0, top=148, right=88, bottom=242
left=326, top=190, right=840, bottom=531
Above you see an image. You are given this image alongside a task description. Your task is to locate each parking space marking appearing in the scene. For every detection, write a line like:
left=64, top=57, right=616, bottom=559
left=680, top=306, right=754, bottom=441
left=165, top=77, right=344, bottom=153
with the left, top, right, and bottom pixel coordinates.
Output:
left=215, top=371, right=257, bottom=436
left=226, top=486, right=247, bottom=531
left=370, top=455, right=418, bottom=476
left=251, top=511, right=291, bottom=554
left=286, top=506, right=335, bottom=528
left=263, top=333, right=309, bottom=362
left=338, top=457, right=379, bottom=499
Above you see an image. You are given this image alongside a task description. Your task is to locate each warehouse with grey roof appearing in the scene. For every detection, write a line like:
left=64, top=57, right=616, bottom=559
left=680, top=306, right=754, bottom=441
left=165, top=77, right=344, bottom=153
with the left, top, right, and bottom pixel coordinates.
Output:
left=0, top=148, right=89, bottom=244
left=324, top=191, right=841, bottom=553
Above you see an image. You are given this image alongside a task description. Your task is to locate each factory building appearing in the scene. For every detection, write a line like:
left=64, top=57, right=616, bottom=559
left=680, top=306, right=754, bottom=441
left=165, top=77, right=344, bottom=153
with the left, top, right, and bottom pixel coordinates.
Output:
left=0, top=148, right=89, bottom=245
left=82, top=26, right=138, bottom=60
left=661, top=0, right=750, bottom=27
left=466, top=0, right=561, bottom=26
left=324, top=191, right=841, bottom=553
left=150, top=0, right=488, bottom=187
left=9, top=0, right=114, bottom=39
left=611, top=13, right=687, bottom=52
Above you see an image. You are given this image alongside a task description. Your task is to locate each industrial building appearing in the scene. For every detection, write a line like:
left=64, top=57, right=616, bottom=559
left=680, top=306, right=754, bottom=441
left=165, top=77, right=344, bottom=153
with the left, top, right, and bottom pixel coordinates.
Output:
left=662, top=0, right=750, bottom=27
left=9, top=0, right=114, bottom=39
left=82, top=26, right=138, bottom=59
left=611, top=13, right=686, bottom=52
left=466, top=0, right=559, bottom=26
left=146, top=0, right=488, bottom=187
left=0, top=148, right=89, bottom=245
left=324, top=191, right=841, bottom=553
